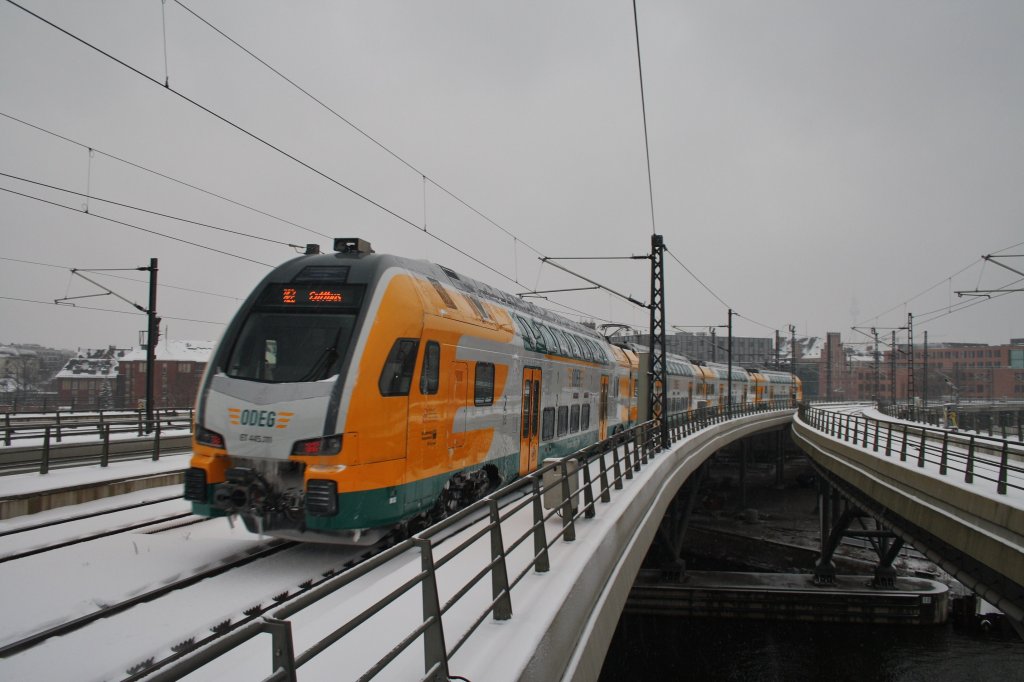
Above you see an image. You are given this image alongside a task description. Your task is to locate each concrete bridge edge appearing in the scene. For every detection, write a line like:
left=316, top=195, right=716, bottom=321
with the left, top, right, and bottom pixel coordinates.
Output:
left=514, top=411, right=795, bottom=682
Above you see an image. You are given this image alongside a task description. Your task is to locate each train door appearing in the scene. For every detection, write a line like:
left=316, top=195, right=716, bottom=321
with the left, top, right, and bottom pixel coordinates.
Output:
left=599, top=375, right=609, bottom=440
left=448, top=362, right=468, bottom=450
left=518, top=368, right=541, bottom=475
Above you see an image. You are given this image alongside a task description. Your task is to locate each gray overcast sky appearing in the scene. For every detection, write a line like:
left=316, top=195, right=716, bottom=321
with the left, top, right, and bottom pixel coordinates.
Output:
left=1, top=0, right=1022, bottom=353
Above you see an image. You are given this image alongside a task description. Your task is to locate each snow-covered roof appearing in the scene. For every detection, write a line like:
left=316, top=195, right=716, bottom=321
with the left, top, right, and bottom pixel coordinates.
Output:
left=55, top=348, right=121, bottom=380
left=54, top=341, right=214, bottom=379
left=117, top=339, right=215, bottom=363
left=777, top=336, right=824, bottom=360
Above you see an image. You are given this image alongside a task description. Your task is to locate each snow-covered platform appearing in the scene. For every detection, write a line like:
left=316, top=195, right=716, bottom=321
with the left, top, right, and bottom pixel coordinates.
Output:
left=0, top=454, right=190, bottom=519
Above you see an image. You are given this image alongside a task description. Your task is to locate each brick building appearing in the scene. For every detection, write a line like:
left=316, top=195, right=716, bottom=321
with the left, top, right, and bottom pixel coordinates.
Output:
left=811, top=333, right=1024, bottom=404
left=55, top=340, right=214, bottom=409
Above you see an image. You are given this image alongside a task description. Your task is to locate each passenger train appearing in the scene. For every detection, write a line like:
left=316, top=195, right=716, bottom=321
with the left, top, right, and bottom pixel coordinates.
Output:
left=184, top=238, right=801, bottom=543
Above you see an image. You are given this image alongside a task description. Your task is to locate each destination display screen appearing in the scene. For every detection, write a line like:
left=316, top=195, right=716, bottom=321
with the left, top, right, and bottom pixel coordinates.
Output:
left=258, top=283, right=364, bottom=309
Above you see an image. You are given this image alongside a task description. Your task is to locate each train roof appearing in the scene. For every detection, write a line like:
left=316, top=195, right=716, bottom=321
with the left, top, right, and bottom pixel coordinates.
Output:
left=262, top=245, right=609, bottom=344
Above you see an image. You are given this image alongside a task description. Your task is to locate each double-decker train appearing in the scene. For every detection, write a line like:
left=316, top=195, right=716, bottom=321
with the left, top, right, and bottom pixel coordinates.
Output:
left=184, top=238, right=800, bottom=543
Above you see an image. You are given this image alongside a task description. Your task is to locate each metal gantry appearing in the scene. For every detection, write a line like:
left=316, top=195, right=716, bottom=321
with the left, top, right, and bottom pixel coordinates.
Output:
left=648, top=234, right=668, bottom=447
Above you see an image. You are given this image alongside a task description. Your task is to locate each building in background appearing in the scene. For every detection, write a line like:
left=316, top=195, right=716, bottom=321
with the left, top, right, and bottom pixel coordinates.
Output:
left=612, top=331, right=775, bottom=366
left=804, top=334, right=1024, bottom=404
left=51, top=340, right=214, bottom=410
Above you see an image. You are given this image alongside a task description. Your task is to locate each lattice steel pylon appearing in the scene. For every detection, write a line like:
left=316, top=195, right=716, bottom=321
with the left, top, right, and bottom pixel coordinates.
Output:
left=648, top=234, right=669, bottom=447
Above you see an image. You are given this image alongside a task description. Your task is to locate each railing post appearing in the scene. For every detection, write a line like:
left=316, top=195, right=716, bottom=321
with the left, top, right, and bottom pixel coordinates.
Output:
left=415, top=538, right=450, bottom=681
left=998, top=442, right=1009, bottom=495
left=55, top=411, right=62, bottom=443
left=559, top=460, right=576, bottom=542
left=940, top=432, right=949, bottom=475
left=917, top=429, right=927, bottom=468
left=872, top=418, right=880, bottom=452
left=101, top=424, right=110, bottom=467
left=965, top=436, right=976, bottom=484
left=488, top=499, right=513, bottom=620
left=598, top=451, right=611, bottom=503
left=41, top=426, right=50, bottom=474
left=137, top=408, right=144, bottom=436
left=153, top=420, right=162, bottom=461
left=531, top=476, right=550, bottom=572
left=861, top=416, right=869, bottom=448
left=3, top=413, right=10, bottom=446
left=623, top=439, right=634, bottom=480
left=581, top=456, right=596, bottom=518
left=612, top=443, right=624, bottom=490
left=264, top=618, right=298, bottom=682
left=885, top=422, right=892, bottom=456
left=900, top=424, right=909, bottom=462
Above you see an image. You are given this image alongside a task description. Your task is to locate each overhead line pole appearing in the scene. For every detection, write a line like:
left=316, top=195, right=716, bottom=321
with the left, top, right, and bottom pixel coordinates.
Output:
left=144, top=258, right=158, bottom=432
left=649, top=235, right=668, bottom=446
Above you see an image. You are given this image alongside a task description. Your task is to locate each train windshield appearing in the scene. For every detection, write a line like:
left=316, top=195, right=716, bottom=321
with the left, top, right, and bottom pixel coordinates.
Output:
left=225, top=312, right=357, bottom=383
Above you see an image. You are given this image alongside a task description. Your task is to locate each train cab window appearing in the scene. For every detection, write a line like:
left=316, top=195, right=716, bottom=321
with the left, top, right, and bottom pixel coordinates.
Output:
left=541, top=407, right=555, bottom=440
left=556, top=406, right=569, bottom=436
left=227, top=312, right=357, bottom=383
left=474, top=362, right=495, bottom=406
left=581, top=404, right=591, bottom=430
left=419, top=341, right=440, bottom=395
left=569, top=405, right=581, bottom=433
left=379, top=338, right=420, bottom=396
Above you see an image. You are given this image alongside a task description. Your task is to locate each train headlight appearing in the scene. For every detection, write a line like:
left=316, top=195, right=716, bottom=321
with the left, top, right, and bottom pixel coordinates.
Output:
left=291, top=434, right=343, bottom=456
left=196, top=425, right=226, bottom=449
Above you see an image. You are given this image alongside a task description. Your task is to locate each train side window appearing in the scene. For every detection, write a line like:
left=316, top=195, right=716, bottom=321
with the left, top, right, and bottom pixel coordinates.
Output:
left=474, top=362, right=495, bottom=406
left=541, top=407, right=555, bottom=440
left=419, top=341, right=440, bottom=395
left=529, top=320, right=548, bottom=352
left=513, top=316, right=535, bottom=351
left=556, top=406, right=569, bottom=436
left=569, top=404, right=581, bottom=433
left=379, top=338, right=420, bottom=396
left=581, top=404, right=591, bottom=430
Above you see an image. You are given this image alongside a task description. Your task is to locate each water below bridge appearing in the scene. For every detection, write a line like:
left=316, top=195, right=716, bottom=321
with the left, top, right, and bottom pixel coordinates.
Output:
left=600, top=615, right=1024, bottom=681
left=601, top=436, right=1024, bottom=680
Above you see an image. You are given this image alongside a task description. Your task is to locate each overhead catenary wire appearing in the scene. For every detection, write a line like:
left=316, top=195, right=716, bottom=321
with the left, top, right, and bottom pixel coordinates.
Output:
left=0, top=184, right=274, bottom=266
left=0, top=171, right=300, bottom=249
left=0, top=295, right=225, bottom=325
left=4, top=1, right=657, bottom=333
left=0, top=256, right=244, bottom=301
left=856, top=238, right=1024, bottom=328
left=0, top=111, right=331, bottom=240
left=631, top=0, right=657, bottom=237
left=4, top=0, right=544, bottom=301
left=170, top=0, right=546, bottom=262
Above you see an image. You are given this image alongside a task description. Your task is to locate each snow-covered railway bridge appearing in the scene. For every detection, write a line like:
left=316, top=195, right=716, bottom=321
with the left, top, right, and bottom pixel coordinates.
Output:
left=141, top=402, right=1023, bottom=680
left=149, top=404, right=795, bottom=681
left=793, top=404, right=1024, bottom=632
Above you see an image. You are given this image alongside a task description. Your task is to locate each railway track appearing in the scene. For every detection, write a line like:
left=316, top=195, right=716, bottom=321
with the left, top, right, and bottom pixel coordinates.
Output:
left=0, top=511, right=202, bottom=563
left=0, top=539, right=298, bottom=659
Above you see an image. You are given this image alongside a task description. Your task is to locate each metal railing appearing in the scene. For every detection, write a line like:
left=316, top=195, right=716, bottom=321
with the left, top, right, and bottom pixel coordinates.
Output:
left=147, top=399, right=796, bottom=682
left=2, top=408, right=193, bottom=447
left=800, top=405, right=1024, bottom=496
left=880, top=403, right=1024, bottom=442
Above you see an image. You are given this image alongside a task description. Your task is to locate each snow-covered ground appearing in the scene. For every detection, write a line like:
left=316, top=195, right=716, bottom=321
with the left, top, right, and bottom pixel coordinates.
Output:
left=1, top=406, right=1020, bottom=681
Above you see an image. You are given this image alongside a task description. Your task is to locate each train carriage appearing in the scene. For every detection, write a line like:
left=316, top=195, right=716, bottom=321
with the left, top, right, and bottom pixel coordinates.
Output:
left=185, top=239, right=638, bottom=543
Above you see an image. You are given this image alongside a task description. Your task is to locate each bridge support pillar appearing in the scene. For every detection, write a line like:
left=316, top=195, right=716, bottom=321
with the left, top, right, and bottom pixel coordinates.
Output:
left=653, top=464, right=706, bottom=579
left=774, top=429, right=785, bottom=488
left=813, top=469, right=908, bottom=588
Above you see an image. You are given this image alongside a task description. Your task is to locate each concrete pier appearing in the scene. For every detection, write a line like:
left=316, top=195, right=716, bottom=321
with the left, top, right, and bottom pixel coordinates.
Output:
left=626, top=570, right=949, bottom=625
